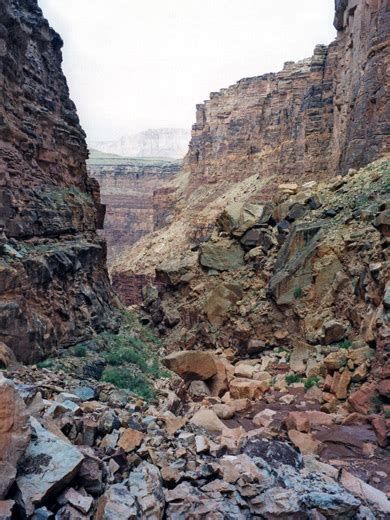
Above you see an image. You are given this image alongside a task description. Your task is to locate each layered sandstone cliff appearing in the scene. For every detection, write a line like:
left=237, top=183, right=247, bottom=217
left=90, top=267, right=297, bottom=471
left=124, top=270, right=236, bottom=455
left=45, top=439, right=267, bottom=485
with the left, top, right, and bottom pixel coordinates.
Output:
left=88, top=156, right=181, bottom=263
left=0, top=0, right=119, bottom=362
left=112, top=0, right=390, bottom=305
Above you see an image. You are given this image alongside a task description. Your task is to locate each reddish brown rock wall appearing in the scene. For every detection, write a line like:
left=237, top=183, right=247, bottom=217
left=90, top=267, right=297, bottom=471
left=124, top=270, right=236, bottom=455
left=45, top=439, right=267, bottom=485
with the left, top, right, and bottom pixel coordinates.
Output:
left=88, top=161, right=181, bottom=262
left=0, top=0, right=118, bottom=362
left=184, top=0, right=389, bottom=192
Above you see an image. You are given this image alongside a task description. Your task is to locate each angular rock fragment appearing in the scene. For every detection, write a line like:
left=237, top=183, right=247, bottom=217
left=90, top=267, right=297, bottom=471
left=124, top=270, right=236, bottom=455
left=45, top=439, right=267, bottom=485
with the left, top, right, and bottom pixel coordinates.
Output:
left=162, top=351, right=217, bottom=381
left=0, top=374, right=30, bottom=499
left=16, top=418, right=84, bottom=516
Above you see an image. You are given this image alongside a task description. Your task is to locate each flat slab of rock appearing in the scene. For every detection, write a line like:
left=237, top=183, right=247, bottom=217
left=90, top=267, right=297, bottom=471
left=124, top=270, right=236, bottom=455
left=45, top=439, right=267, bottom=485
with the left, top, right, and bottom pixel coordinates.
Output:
left=17, top=417, right=84, bottom=516
left=162, top=351, right=217, bottom=381
left=0, top=374, right=30, bottom=499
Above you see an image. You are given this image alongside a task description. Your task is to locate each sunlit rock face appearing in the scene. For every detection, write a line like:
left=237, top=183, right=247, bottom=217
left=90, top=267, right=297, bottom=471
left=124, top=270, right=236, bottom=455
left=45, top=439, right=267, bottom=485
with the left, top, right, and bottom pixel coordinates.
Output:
left=110, top=0, right=389, bottom=309
left=185, top=0, right=390, bottom=191
left=0, top=0, right=119, bottom=362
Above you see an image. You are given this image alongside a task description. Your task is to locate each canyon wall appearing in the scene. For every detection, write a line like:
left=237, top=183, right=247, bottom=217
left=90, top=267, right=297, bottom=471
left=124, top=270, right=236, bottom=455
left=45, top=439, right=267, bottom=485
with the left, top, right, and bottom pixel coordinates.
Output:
left=0, top=0, right=119, bottom=362
left=185, top=0, right=389, bottom=193
left=90, top=128, right=191, bottom=159
left=88, top=158, right=181, bottom=263
left=112, top=0, right=390, bottom=306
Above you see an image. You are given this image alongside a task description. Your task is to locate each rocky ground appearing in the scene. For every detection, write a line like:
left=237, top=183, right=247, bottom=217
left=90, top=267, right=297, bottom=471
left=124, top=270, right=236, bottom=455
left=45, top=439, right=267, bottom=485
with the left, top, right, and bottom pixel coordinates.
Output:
left=1, top=158, right=389, bottom=519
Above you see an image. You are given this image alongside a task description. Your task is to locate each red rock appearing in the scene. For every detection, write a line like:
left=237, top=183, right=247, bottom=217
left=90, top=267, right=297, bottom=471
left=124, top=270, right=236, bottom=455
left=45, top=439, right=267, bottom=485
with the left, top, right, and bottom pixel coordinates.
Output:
left=378, top=379, right=390, bottom=398
left=118, top=428, right=145, bottom=453
left=162, top=351, right=217, bottom=381
left=348, top=384, right=378, bottom=415
left=371, top=416, right=388, bottom=448
left=0, top=375, right=30, bottom=499
left=288, top=430, right=323, bottom=455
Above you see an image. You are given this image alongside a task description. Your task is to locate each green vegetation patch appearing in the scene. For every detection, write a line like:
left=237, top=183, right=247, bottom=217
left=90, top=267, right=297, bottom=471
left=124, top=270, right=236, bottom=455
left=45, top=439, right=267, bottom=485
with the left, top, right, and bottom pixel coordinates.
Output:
left=285, top=374, right=302, bottom=385
left=102, top=368, right=155, bottom=400
left=304, top=376, right=320, bottom=390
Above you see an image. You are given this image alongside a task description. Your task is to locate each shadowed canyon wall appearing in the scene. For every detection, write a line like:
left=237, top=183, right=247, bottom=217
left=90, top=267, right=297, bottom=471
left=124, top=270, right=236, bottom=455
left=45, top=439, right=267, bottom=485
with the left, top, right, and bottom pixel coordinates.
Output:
left=111, top=0, right=390, bottom=306
left=0, top=0, right=119, bottom=362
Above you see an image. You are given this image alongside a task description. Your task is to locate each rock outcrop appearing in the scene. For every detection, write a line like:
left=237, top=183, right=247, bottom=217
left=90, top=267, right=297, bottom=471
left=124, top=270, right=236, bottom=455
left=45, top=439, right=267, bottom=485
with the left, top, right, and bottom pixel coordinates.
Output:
left=0, top=0, right=119, bottom=361
left=112, top=0, right=389, bottom=304
left=87, top=156, right=181, bottom=262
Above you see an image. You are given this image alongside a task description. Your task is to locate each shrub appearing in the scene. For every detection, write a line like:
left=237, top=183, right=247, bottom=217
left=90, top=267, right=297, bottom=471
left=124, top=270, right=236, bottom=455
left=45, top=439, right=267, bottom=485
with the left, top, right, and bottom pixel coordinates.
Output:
left=304, top=376, right=320, bottom=390
left=334, top=340, right=352, bottom=349
left=285, top=374, right=302, bottom=385
left=74, top=344, right=87, bottom=357
left=37, top=359, right=55, bottom=369
left=102, top=368, right=155, bottom=400
left=293, top=287, right=303, bottom=299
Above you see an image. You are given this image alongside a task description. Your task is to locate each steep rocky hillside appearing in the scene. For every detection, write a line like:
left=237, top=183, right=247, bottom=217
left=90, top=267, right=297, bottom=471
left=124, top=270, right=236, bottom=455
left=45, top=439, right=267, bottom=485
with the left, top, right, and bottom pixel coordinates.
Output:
left=0, top=0, right=119, bottom=362
left=90, top=128, right=191, bottom=159
left=112, top=0, right=390, bottom=303
left=87, top=153, right=181, bottom=265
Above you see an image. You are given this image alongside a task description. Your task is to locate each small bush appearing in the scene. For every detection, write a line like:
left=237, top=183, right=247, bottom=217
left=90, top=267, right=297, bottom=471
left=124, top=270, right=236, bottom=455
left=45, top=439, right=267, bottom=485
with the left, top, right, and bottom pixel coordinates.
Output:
left=334, top=340, right=352, bottom=349
left=37, top=359, right=55, bottom=369
left=304, top=376, right=320, bottom=390
left=293, top=287, right=303, bottom=299
left=384, top=410, right=390, bottom=419
left=285, top=374, right=302, bottom=385
left=74, top=344, right=87, bottom=357
left=102, top=368, right=155, bottom=400
left=105, top=347, right=148, bottom=371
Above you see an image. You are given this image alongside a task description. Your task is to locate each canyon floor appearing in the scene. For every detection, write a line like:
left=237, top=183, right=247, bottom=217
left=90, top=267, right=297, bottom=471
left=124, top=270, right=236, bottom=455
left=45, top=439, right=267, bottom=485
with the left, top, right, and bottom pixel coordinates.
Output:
left=1, top=157, right=389, bottom=519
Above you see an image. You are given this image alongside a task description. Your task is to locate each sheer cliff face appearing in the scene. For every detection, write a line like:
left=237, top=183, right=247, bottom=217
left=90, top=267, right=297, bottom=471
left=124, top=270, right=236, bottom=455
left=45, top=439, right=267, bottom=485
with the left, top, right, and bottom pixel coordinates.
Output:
left=0, top=0, right=118, bottom=362
left=185, top=0, right=389, bottom=192
left=111, top=0, right=389, bottom=306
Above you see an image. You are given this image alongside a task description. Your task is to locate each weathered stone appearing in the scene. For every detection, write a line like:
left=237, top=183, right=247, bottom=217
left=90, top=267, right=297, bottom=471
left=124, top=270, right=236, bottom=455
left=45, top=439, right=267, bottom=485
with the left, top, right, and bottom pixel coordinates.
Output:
left=162, top=351, right=217, bottom=381
left=0, top=343, right=17, bottom=369
left=0, top=375, right=30, bottom=499
left=229, top=378, right=269, bottom=400
left=117, top=428, right=144, bottom=453
left=323, top=350, right=347, bottom=371
left=188, top=380, right=211, bottom=398
left=348, top=384, right=378, bottom=415
left=288, top=430, right=323, bottom=455
left=323, top=320, right=346, bottom=344
left=0, top=500, right=14, bottom=520
left=334, top=369, right=352, bottom=399
left=17, top=418, right=84, bottom=516
left=64, top=488, right=93, bottom=514
left=204, top=282, right=243, bottom=326
left=340, top=469, right=390, bottom=514
left=190, top=409, right=227, bottom=432
left=199, top=240, right=244, bottom=271
left=126, top=462, right=165, bottom=519
left=247, top=339, right=266, bottom=355
left=290, top=341, right=316, bottom=374
left=96, top=484, right=138, bottom=519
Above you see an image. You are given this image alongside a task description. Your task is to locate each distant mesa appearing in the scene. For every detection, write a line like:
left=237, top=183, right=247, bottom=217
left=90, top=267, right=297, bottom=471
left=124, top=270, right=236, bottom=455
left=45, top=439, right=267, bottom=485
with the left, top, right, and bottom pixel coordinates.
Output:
left=89, top=128, right=191, bottom=159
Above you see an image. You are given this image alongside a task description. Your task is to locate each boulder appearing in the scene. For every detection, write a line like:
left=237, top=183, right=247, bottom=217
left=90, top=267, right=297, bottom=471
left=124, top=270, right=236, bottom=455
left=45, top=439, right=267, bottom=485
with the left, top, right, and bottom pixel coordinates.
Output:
left=96, top=484, right=138, bottom=519
left=340, top=469, right=390, bottom=514
left=117, top=428, right=144, bottom=453
left=323, top=350, right=347, bottom=371
left=289, top=341, right=316, bottom=374
left=348, top=384, right=378, bottom=415
left=162, top=351, right=217, bottom=381
left=126, top=462, right=165, bottom=519
left=190, top=409, right=227, bottom=432
left=288, top=430, right=322, bottom=455
left=0, top=374, right=30, bottom=499
left=285, top=411, right=334, bottom=432
left=17, top=418, right=84, bottom=516
left=156, top=256, right=196, bottom=286
left=204, top=282, right=242, bottom=327
left=247, top=339, right=266, bottom=355
left=323, top=320, right=346, bottom=344
left=229, top=378, right=269, bottom=400
left=199, top=240, right=244, bottom=271
left=0, top=343, right=17, bottom=369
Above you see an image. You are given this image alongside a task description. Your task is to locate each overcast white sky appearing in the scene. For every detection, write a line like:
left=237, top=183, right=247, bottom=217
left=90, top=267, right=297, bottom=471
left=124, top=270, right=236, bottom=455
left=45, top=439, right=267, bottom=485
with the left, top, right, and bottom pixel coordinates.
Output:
left=38, top=0, right=336, bottom=142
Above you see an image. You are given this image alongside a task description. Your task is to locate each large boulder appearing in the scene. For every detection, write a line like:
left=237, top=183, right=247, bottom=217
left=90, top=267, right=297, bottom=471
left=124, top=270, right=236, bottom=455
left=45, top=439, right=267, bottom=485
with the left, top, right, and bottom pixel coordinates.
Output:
left=16, top=418, right=84, bottom=516
left=162, top=351, right=217, bottom=381
left=199, top=240, right=244, bottom=271
left=156, top=256, right=196, bottom=286
left=217, top=203, right=272, bottom=237
left=96, top=484, right=138, bottom=519
left=0, top=375, right=30, bottom=499
left=203, top=282, right=243, bottom=327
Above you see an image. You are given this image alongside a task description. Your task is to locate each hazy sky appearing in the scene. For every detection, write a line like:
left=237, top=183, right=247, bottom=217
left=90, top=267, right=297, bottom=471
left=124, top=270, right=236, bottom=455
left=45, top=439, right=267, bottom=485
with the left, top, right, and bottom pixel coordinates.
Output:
left=38, top=0, right=336, bottom=142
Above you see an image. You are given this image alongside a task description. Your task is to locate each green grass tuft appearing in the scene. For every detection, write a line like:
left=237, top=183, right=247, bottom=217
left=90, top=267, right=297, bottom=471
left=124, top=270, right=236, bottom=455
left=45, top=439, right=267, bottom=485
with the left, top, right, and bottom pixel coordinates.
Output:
left=285, top=373, right=302, bottom=385
left=102, top=368, right=155, bottom=400
left=304, top=376, right=320, bottom=390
